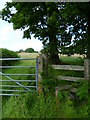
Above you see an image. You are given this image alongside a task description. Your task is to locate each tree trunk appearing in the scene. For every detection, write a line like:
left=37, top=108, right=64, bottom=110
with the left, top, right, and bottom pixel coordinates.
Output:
left=49, top=34, right=60, bottom=64
left=87, top=12, right=90, bottom=59
left=85, top=11, right=90, bottom=80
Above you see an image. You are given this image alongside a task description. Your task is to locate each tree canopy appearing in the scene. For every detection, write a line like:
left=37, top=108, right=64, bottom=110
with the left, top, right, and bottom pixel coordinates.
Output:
left=1, top=2, right=90, bottom=63
left=25, top=48, right=35, bottom=53
left=61, top=2, right=89, bottom=58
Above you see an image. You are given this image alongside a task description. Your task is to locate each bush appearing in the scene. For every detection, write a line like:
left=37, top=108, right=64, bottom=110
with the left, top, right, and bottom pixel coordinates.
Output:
left=0, top=48, right=20, bottom=66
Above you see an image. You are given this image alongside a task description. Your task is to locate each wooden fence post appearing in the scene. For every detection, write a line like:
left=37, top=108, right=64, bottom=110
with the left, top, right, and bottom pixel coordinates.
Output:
left=37, top=54, right=48, bottom=93
left=42, top=54, right=48, bottom=77
left=84, top=59, right=90, bottom=80
left=37, top=54, right=43, bottom=73
left=37, top=54, right=43, bottom=82
left=37, top=53, right=48, bottom=81
left=37, top=54, right=44, bottom=93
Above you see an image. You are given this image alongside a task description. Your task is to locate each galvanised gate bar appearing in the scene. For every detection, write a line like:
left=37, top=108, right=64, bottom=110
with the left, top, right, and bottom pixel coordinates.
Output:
left=0, top=58, right=38, bottom=96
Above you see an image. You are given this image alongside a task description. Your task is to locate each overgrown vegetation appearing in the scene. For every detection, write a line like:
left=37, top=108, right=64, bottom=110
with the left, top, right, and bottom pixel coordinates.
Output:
left=41, top=66, right=88, bottom=118
left=2, top=54, right=88, bottom=118
left=2, top=81, right=88, bottom=118
left=0, top=48, right=19, bottom=66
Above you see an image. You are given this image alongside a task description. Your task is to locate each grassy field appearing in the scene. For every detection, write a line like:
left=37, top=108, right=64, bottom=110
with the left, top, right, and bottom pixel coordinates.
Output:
left=59, top=55, right=84, bottom=66
left=18, top=52, right=39, bottom=58
left=1, top=53, right=88, bottom=118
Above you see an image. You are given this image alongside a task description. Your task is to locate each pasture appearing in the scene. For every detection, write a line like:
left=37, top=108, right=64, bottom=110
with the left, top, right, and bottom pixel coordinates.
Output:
left=18, top=52, right=39, bottom=58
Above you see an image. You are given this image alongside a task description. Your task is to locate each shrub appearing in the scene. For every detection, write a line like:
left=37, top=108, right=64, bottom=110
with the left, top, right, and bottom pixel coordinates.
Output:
left=0, top=48, right=20, bottom=66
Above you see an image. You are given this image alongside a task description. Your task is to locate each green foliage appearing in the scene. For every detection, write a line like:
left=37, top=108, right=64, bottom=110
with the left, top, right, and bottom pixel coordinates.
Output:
left=17, top=49, right=24, bottom=53
left=2, top=2, right=89, bottom=63
left=58, top=100, right=77, bottom=118
left=3, top=90, right=88, bottom=118
left=17, top=48, right=38, bottom=53
left=40, top=48, right=48, bottom=54
left=28, top=93, right=55, bottom=118
left=2, top=53, right=88, bottom=118
left=0, top=48, right=19, bottom=66
left=60, top=46, right=74, bottom=56
left=56, top=90, right=88, bottom=118
left=0, top=48, right=19, bottom=58
left=57, top=91, right=64, bottom=101
left=25, top=48, right=35, bottom=53
left=41, top=67, right=57, bottom=94
left=76, top=81, right=88, bottom=101
left=57, top=90, right=70, bottom=102
left=2, top=93, right=31, bottom=118
left=2, top=92, right=56, bottom=118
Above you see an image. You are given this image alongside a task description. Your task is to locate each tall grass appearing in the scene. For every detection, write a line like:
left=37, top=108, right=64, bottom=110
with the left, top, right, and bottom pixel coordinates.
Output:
left=2, top=53, right=88, bottom=118
left=2, top=83, right=88, bottom=118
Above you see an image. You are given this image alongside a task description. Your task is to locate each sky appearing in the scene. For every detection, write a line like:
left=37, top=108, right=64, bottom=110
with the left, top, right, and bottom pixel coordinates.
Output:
left=0, top=0, right=43, bottom=52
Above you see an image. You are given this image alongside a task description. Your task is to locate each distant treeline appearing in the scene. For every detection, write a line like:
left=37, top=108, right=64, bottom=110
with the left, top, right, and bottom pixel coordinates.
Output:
left=17, top=48, right=38, bottom=53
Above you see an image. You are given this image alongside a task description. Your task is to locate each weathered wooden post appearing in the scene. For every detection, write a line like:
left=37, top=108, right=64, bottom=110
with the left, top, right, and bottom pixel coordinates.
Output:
left=37, top=53, right=48, bottom=93
left=37, top=54, right=43, bottom=78
left=42, top=53, right=48, bottom=77
left=84, top=59, right=90, bottom=80
left=37, top=54, right=44, bottom=93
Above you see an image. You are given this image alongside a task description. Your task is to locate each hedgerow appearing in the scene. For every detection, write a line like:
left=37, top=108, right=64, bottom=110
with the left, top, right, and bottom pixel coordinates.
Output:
left=0, top=48, right=19, bottom=66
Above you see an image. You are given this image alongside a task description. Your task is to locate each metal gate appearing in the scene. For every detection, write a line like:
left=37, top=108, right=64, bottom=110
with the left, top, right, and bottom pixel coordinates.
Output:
left=0, top=58, right=38, bottom=96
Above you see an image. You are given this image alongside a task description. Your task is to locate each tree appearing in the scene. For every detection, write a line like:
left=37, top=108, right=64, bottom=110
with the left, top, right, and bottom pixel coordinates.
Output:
left=1, top=2, right=89, bottom=64
left=60, top=2, right=90, bottom=80
left=25, top=48, right=35, bottom=53
left=60, top=46, right=74, bottom=56
left=60, top=2, right=89, bottom=58
left=18, top=49, right=24, bottom=53
left=1, top=2, right=67, bottom=64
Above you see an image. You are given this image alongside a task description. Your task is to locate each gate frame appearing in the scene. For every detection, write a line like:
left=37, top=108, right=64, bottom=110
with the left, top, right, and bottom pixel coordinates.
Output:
left=0, top=58, right=38, bottom=96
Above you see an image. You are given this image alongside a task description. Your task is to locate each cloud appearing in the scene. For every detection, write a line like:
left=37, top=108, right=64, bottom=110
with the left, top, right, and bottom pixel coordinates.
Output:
left=0, top=24, right=13, bottom=42
left=8, top=39, right=43, bottom=52
left=0, top=20, right=43, bottom=51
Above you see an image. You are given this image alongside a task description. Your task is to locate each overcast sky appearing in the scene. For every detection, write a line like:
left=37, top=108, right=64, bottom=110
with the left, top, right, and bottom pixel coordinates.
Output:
left=0, top=0, right=43, bottom=52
